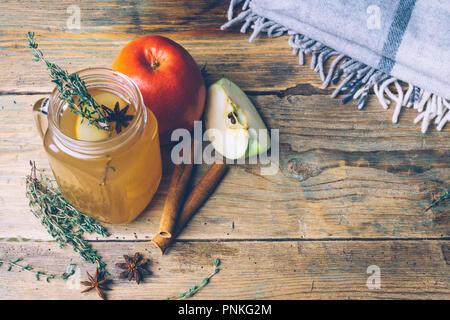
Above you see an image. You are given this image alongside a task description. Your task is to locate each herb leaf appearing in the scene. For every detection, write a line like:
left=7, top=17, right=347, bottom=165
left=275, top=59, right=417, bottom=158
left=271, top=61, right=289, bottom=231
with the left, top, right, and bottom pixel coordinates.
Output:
left=62, top=264, right=77, bottom=280
left=46, top=274, right=55, bottom=282
left=425, top=190, right=449, bottom=211
left=26, top=32, right=109, bottom=131
left=166, top=259, right=221, bottom=300
left=25, top=161, right=109, bottom=271
left=0, top=257, right=55, bottom=282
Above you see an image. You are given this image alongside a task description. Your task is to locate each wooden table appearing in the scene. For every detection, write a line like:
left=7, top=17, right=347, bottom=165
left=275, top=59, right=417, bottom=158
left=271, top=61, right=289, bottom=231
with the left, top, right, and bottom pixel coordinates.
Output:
left=0, top=0, right=448, bottom=300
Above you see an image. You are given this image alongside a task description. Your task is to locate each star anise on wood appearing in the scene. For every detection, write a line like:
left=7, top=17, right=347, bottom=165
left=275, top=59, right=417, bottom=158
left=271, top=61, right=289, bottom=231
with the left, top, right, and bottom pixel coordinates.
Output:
left=116, top=252, right=150, bottom=284
left=80, top=268, right=111, bottom=300
left=101, top=102, right=134, bottom=134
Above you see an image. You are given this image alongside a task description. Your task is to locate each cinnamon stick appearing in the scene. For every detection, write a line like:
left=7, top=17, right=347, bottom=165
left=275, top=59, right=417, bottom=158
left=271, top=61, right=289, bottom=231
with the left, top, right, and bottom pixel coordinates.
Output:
left=157, top=143, right=195, bottom=239
left=153, top=161, right=228, bottom=254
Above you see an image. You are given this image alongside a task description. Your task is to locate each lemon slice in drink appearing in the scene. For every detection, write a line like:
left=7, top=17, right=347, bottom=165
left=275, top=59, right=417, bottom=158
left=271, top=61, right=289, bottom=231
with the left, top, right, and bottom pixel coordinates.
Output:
left=75, top=115, right=110, bottom=141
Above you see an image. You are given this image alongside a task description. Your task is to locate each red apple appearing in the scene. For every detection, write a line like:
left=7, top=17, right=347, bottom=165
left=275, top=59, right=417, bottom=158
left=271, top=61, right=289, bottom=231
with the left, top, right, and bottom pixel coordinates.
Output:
left=112, top=35, right=205, bottom=144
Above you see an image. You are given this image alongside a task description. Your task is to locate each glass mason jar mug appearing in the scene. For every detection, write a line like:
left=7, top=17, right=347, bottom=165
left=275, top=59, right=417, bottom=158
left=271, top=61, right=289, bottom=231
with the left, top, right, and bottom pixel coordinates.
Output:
left=33, top=68, right=162, bottom=224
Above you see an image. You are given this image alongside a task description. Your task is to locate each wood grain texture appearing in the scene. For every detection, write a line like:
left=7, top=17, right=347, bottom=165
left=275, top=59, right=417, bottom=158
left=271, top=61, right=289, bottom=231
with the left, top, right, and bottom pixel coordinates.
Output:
left=0, top=95, right=448, bottom=241
left=0, top=240, right=448, bottom=299
left=0, top=0, right=326, bottom=93
left=0, top=0, right=449, bottom=300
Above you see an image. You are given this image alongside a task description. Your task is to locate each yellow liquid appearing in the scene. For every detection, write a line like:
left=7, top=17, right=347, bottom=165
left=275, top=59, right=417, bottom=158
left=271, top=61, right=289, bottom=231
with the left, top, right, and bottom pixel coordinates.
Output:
left=59, top=90, right=130, bottom=141
left=44, top=88, right=162, bottom=224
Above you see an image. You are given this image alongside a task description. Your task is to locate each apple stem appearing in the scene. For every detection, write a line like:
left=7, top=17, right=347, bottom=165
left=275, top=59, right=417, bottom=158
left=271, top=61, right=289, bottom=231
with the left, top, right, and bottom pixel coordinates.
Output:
left=151, top=60, right=160, bottom=70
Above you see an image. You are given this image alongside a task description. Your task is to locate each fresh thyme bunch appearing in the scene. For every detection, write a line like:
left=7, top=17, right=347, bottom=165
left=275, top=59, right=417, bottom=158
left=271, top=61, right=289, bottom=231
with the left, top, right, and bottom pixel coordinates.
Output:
left=25, top=161, right=109, bottom=271
left=26, top=32, right=109, bottom=130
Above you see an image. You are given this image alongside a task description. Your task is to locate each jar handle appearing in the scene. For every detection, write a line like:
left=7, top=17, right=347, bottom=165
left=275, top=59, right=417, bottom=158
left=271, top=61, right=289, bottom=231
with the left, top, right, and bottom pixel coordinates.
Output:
left=32, top=98, right=49, bottom=140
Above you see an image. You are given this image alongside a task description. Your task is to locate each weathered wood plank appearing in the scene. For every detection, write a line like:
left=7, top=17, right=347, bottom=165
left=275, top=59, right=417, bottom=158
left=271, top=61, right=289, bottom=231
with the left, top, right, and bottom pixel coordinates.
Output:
left=0, top=0, right=327, bottom=93
left=260, top=94, right=450, bottom=152
left=1, top=0, right=448, bottom=302
left=0, top=95, right=448, bottom=241
left=0, top=240, right=448, bottom=299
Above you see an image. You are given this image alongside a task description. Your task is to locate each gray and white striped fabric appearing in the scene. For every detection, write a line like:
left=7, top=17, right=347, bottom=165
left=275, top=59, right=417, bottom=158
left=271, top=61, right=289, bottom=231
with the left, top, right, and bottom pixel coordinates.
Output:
left=222, top=0, right=450, bottom=132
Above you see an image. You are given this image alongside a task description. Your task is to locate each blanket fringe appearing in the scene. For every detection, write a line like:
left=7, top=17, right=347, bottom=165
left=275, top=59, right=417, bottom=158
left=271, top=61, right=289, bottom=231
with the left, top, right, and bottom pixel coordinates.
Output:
left=221, top=0, right=449, bottom=133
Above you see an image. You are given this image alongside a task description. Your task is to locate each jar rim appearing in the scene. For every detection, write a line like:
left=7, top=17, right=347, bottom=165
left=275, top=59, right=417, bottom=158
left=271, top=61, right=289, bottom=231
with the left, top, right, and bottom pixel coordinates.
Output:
left=47, top=67, right=152, bottom=155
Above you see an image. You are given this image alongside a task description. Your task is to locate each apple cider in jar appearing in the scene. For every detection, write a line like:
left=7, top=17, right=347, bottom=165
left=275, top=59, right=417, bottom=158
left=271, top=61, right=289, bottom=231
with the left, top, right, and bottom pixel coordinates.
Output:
left=33, top=68, right=162, bottom=224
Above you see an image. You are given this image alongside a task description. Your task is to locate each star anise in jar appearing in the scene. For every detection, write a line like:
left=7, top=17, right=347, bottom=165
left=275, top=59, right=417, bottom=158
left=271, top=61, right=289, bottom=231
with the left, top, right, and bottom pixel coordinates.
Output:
left=116, top=252, right=150, bottom=284
left=80, top=268, right=112, bottom=300
left=101, top=102, right=134, bottom=134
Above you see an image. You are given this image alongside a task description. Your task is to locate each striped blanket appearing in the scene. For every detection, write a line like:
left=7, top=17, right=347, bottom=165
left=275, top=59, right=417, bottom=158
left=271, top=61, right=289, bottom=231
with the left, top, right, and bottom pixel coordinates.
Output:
left=222, top=0, right=450, bottom=132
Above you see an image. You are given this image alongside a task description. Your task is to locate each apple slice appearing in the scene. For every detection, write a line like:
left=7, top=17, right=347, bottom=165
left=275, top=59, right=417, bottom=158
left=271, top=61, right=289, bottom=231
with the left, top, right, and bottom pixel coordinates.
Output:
left=75, top=115, right=110, bottom=142
left=205, top=78, right=270, bottom=159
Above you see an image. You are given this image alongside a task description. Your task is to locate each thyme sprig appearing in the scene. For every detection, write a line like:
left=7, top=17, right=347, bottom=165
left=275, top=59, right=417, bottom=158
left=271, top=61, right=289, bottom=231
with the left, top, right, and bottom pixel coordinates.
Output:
left=26, top=32, right=109, bottom=130
left=0, top=257, right=55, bottom=282
left=166, top=258, right=221, bottom=300
left=61, top=263, right=77, bottom=280
left=425, top=190, right=449, bottom=211
left=25, top=161, right=109, bottom=271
